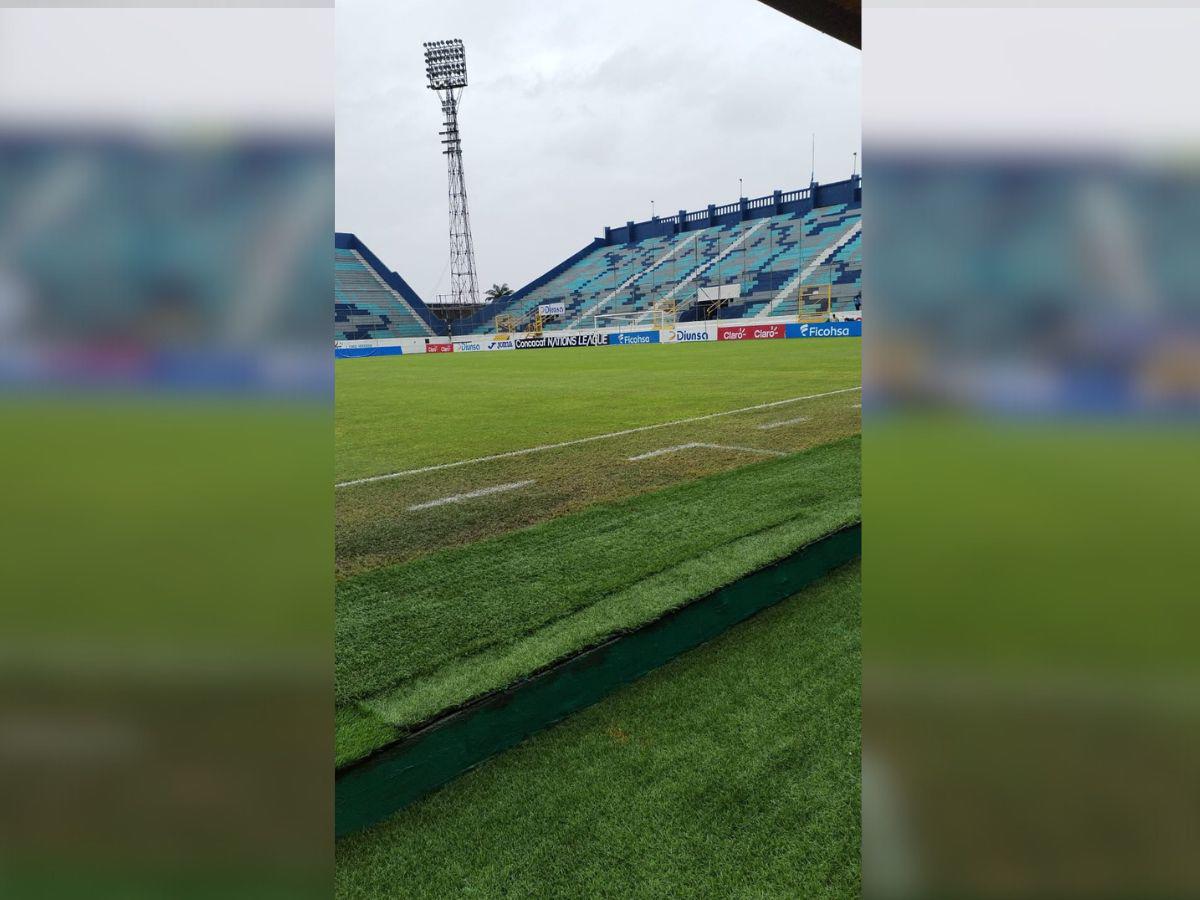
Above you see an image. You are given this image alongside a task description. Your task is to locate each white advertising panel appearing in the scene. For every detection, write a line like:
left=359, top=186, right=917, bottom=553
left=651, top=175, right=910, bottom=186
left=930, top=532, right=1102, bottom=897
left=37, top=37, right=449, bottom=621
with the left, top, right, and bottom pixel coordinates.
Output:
left=661, top=325, right=712, bottom=343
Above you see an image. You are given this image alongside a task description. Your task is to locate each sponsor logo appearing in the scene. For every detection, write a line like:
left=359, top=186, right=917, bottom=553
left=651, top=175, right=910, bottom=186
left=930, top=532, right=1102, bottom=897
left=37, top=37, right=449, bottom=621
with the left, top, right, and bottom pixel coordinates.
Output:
left=538, top=303, right=566, bottom=317
left=425, top=342, right=454, bottom=353
left=514, top=332, right=606, bottom=349
left=608, top=330, right=660, bottom=346
left=717, top=324, right=785, bottom=341
left=454, top=341, right=484, bottom=352
left=662, top=327, right=710, bottom=343
left=486, top=339, right=515, bottom=351
left=786, top=321, right=862, bottom=339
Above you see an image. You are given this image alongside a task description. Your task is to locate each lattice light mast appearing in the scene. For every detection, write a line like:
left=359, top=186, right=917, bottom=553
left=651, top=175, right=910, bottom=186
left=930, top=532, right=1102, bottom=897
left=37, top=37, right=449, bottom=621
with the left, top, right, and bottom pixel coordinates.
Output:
left=423, top=39, right=479, bottom=307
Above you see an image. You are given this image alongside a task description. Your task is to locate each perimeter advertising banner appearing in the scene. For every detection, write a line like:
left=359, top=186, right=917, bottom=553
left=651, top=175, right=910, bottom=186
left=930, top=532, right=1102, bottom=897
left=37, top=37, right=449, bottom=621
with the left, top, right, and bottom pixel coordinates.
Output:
left=786, top=321, right=862, bottom=338
left=514, top=332, right=606, bottom=349
left=449, top=337, right=518, bottom=352
left=335, top=346, right=403, bottom=358
left=717, top=324, right=786, bottom=341
left=608, top=330, right=660, bottom=346
left=425, top=342, right=454, bottom=353
left=660, top=325, right=711, bottom=343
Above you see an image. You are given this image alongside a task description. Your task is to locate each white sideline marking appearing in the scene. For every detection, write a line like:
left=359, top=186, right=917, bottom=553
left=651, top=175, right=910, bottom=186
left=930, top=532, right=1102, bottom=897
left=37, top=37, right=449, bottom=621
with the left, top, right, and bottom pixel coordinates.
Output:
left=336, top=385, right=860, bottom=488
left=756, top=415, right=810, bottom=431
left=407, top=480, right=535, bottom=511
left=627, top=442, right=786, bottom=462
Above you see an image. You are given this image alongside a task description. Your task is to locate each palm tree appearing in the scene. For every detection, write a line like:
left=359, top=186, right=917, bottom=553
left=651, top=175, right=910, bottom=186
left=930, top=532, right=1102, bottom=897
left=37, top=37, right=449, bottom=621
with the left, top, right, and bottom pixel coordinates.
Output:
left=484, top=283, right=513, bottom=301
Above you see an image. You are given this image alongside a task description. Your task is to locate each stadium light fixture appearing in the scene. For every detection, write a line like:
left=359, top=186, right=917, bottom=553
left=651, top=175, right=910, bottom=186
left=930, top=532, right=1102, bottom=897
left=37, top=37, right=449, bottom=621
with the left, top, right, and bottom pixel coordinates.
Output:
left=423, top=38, right=468, bottom=92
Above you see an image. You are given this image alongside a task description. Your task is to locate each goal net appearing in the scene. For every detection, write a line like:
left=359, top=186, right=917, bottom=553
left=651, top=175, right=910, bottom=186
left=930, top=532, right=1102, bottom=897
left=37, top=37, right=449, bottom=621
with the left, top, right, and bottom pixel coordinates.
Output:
left=592, top=311, right=648, bottom=333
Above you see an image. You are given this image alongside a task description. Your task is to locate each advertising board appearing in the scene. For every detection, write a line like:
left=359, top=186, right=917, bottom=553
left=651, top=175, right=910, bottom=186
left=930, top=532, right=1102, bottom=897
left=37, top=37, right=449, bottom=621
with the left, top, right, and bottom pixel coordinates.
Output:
left=717, top=324, right=786, bottom=341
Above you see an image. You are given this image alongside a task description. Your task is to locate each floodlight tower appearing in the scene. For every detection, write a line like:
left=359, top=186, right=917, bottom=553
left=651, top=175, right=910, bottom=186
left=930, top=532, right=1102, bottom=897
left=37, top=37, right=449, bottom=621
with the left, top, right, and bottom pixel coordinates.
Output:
left=423, top=39, right=480, bottom=308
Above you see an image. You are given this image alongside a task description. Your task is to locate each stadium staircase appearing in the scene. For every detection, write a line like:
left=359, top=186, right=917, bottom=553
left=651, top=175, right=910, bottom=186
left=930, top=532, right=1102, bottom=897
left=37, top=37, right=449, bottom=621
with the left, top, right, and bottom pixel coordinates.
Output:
left=754, top=218, right=861, bottom=319
left=566, top=234, right=699, bottom=330
left=630, top=219, right=771, bottom=326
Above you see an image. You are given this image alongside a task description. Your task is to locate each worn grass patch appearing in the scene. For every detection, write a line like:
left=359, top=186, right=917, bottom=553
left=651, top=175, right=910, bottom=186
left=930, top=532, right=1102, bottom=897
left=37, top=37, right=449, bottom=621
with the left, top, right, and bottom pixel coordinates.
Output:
left=336, top=383, right=860, bottom=577
left=335, top=436, right=859, bottom=766
left=336, top=562, right=861, bottom=899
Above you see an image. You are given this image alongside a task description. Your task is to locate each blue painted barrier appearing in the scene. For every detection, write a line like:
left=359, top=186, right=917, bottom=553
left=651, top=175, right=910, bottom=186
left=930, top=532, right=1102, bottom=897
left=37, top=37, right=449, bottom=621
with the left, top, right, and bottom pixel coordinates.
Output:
left=335, top=346, right=404, bottom=358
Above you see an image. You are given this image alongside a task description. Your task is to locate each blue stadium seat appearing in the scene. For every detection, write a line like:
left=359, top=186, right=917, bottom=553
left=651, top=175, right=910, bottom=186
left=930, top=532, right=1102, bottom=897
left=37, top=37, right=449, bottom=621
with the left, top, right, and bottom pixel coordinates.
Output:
left=454, top=199, right=862, bottom=333
left=335, top=247, right=436, bottom=340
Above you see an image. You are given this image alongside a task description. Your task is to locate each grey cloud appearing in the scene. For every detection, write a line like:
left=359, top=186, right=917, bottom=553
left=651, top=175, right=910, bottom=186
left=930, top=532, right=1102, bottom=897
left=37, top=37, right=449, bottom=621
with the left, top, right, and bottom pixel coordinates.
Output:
left=337, top=0, right=859, bottom=301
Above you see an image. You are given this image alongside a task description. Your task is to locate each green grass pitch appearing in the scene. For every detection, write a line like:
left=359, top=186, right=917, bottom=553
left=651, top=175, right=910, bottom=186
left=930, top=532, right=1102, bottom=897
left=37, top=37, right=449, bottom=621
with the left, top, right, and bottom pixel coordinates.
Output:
left=335, top=337, right=861, bottom=892
left=336, top=340, right=861, bottom=575
left=336, top=563, right=862, bottom=899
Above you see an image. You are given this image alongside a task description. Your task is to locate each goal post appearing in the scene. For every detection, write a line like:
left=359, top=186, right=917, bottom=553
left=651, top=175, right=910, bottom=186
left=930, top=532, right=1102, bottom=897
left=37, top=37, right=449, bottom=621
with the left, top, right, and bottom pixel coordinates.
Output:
left=651, top=296, right=677, bottom=330
left=592, top=311, right=645, bottom=333
left=797, top=282, right=832, bottom=322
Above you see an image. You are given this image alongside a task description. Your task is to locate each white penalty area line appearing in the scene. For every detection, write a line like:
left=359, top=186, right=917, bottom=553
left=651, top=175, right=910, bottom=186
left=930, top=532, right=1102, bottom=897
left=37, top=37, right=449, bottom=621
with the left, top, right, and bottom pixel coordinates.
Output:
left=756, top=415, right=810, bottom=431
left=627, top=443, right=786, bottom=462
left=336, top=385, right=861, bottom=489
left=406, top=480, right=535, bottom=511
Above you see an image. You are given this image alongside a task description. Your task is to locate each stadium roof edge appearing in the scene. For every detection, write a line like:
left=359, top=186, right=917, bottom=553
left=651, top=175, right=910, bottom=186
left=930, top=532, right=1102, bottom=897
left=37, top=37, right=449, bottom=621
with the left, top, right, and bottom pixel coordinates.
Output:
left=758, top=0, right=860, bottom=49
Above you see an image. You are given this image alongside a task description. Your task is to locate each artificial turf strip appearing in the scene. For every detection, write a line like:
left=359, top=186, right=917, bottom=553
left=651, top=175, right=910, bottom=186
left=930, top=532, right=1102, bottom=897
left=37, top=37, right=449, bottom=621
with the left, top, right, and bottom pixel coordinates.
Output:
left=335, top=562, right=862, bottom=899
left=335, top=435, right=860, bottom=765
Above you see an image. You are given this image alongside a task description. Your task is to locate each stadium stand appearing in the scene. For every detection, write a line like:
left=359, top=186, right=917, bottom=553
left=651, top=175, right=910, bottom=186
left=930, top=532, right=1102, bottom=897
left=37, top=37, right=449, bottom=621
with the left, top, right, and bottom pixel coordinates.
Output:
left=454, top=176, right=862, bottom=334
left=334, top=233, right=446, bottom=340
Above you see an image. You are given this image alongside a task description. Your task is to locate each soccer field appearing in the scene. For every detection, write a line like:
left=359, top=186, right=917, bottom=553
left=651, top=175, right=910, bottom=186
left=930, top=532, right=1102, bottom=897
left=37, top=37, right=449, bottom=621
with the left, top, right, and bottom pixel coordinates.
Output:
left=335, top=337, right=862, bottom=832
left=336, top=339, right=861, bottom=575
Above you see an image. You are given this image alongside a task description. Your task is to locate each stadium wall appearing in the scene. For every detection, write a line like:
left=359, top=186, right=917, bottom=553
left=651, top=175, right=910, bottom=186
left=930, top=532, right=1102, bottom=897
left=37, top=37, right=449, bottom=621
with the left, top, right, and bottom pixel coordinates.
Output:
left=334, top=315, right=862, bottom=356
left=601, top=175, right=861, bottom=246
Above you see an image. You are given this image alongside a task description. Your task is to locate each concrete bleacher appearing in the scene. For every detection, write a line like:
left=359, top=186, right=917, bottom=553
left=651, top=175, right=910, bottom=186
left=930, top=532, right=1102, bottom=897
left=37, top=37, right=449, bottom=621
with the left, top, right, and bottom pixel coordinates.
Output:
left=334, top=234, right=443, bottom=340
left=455, top=178, right=862, bottom=334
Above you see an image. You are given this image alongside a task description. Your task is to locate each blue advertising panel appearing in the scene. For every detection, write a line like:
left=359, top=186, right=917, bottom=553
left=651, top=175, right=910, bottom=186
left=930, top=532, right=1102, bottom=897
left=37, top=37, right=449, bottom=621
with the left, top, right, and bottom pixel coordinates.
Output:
left=607, top=330, right=661, bottom=346
left=785, top=321, right=862, bottom=339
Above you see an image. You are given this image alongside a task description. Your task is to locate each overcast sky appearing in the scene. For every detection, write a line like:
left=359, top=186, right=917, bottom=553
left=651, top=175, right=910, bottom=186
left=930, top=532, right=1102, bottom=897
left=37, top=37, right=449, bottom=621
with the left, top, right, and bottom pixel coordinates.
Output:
left=336, top=0, right=860, bottom=301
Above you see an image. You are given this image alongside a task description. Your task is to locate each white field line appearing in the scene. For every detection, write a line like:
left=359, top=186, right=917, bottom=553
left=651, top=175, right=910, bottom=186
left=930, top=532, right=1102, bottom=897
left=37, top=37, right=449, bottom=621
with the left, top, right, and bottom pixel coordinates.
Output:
left=336, top=385, right=861, bottom=488
left=756, top=415, right=810, bottom=431
left=627, top=442, right=786, bottom=462
left=407, top=480, right=535, bottom=511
